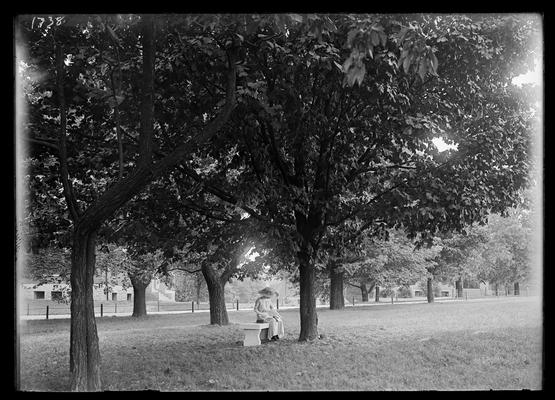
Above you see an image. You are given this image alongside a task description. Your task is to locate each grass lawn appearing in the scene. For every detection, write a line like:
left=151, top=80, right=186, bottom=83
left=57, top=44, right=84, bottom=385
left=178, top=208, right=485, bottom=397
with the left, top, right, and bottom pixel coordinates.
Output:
left=18, top=296, right=542, bottom=391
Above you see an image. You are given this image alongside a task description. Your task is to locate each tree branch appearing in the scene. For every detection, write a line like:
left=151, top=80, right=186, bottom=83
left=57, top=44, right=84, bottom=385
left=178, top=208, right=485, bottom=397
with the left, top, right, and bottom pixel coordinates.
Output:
left=259, top=118, right=294, bottom=186
left=176, top=198, right=245, bottom=224
left=241, top=126, right=265, bottom=185
left=55, top=43, right=81, bottom=222
left=327, top=147, right=477, bottom=228
left=137, top=15, right=155, bottom=167
left=108, top=38, right=125, bottom=180
left=347, top=163, right=418, bottom=182
left=167, top=266, right=203, bottom=274
left=76, top=26, right=238, bottom=231
left=26, top=137, right=60, bottom=151
left=176, top=164, right=286, bottom=230
left=151, top=46, right=238, bottom=176
left=220, top=238, right=254, bottom=284
left=346, top=281, right=361, bottom=289
left=325, top=181, right=405, bottom=228
left=220, top=263, right=239, bottom=285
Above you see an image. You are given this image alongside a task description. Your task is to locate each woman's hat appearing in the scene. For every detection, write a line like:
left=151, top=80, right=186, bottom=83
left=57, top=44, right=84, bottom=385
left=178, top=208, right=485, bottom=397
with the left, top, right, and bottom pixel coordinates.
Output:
left=258, top=287, right=278, bottom=297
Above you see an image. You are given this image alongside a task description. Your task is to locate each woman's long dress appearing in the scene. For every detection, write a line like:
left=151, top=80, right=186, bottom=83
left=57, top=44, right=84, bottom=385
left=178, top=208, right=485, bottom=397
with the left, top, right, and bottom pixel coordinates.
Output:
left=254, top=297, right=285, bottom=338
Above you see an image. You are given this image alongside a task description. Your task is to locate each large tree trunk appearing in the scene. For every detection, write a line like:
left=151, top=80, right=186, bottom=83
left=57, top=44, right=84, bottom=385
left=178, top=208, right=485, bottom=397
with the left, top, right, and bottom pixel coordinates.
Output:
left=329, top=263, right=344, bottom=310
left=514, top=282, right=520, bottom=296
left=455, top=278, right=463, bottom=298
left=69, top=228, right=101, bottom=392
left=129, top=274, right=150, bottom=318
left=202, top=264, right=229, bottom=325
left=298, top=249, right=318, bottom=340
left=427, top=277, right=434, bottom=303
left=132, top=283, right=147, bottom=317
left=64, top=19, right=156, bottom=390
left=375, top=286, right=380, bottom=302
left=361, top=282, right=369, bottom=302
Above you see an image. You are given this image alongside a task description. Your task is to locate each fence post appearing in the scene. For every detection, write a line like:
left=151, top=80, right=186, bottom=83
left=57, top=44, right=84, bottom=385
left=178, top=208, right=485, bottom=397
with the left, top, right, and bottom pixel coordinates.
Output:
left=191, top=301, right=194, bottom=313
left=46, top=305, right=49, bottom=320
left=27, top=303, right=30, bottom=316
left=276, top=299, right=279, bottom=310
left=352, top=297, right=355, bottom=306
left=101, top=303, right=103, bottom=317
left=465, top=291, right=468, bottom=301
left=236, top=299, right=239, bottom=311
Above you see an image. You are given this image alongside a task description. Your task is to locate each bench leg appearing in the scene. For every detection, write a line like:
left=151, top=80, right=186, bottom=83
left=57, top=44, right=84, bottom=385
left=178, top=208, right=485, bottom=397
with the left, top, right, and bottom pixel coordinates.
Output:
left=260, top=328, right=269, bottom=343
left=243, top=329, right=262, bottom=346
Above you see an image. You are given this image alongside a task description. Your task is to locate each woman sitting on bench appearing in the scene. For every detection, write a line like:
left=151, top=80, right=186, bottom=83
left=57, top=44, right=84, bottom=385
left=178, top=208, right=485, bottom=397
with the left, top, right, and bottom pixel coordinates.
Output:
left=254, top=287, right=285, bottom=341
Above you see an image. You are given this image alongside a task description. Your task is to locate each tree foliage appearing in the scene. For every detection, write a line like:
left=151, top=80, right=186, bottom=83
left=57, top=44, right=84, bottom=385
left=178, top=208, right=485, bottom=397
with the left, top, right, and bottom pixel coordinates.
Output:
left=341, top=230, right=437, bottom=290
left=475, top=208, right=533, bottom=286
left=17, top=13, right=542, bottom=371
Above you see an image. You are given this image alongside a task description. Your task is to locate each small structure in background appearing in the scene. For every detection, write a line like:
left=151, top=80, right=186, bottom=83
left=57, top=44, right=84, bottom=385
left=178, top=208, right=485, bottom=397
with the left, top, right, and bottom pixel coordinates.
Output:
left=20, top=275, right=175, bottom=304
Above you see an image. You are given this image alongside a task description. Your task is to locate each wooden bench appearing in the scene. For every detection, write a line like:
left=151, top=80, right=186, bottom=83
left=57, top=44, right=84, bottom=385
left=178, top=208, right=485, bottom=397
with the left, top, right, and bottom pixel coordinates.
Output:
left=239, top=323, right=270, bottom=346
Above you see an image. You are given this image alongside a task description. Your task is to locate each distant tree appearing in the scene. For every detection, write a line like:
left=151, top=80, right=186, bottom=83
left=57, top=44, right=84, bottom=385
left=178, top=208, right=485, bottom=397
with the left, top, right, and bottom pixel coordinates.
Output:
left=125, top=249, right=166, bottom=317
left=343, top=231, right=433, bottom=302
left=225, top=278, right=272, bottom=304
left=475, top=208, right=533, bottom=295
left=427, top=202, right=534, bottom=298
left=23, top=246, right=72, bottom=301
left=431, top=230, right=487, bottom=298
left=174, top=271, right=207, bottom=303
left=22, top=156, right=73, bottom=253
left=316, top=229, right=436, bottom=307
left=95, top=243, right=133, bottom=299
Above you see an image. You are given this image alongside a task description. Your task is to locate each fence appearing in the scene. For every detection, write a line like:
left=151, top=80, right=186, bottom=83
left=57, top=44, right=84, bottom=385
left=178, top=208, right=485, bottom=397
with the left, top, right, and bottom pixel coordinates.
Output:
left=21, top=288, right=533, bottom=319
left=21, top=298, right=293, bottom=319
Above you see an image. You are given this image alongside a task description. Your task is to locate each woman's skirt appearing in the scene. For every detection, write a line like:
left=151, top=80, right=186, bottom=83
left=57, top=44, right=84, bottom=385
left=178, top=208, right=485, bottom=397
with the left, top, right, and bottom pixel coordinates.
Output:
left=262, top=317, right=285, bottom=338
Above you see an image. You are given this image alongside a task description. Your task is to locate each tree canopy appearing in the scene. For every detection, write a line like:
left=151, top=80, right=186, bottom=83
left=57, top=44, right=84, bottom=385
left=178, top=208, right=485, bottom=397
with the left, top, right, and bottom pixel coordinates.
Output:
left=16, top=13, right=541, bottom=390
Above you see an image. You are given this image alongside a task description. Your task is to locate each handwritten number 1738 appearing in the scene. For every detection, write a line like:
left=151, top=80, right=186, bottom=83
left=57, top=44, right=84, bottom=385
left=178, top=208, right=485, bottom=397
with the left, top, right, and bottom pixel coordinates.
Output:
left=31, top=16, right=65, bottom=30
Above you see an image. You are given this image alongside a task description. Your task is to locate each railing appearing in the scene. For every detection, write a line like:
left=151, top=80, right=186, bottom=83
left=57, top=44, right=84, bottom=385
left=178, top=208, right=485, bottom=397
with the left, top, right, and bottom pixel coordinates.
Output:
left=20, top=289, right=533, bottom=320
left=20, top=298, right=298, bottom=319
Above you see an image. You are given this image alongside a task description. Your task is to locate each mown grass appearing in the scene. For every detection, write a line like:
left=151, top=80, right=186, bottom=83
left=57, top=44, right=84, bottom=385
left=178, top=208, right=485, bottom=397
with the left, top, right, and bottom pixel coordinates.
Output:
left=18, top=296, right=542, bottom=391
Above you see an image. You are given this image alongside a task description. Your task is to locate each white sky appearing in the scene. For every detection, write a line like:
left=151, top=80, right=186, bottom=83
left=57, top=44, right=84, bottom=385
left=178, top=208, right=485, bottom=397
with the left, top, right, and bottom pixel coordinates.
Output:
left=512, top=63, right=542, bottom=87
left=432, top=62, right=541, bottom=153
left=432, top=137, right=458, bottom=152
